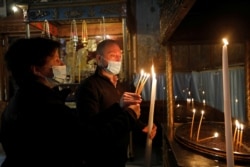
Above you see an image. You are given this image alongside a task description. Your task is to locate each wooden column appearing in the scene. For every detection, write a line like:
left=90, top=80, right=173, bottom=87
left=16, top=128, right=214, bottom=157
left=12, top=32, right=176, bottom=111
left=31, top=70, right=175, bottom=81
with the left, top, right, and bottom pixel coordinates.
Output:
left=0, top=36, right=4, bottom=101
left=166, top=44, right=174, bottom=139
left=0, top=35, right=8, bottom=101
left=245, top=40, right=250, bottom=124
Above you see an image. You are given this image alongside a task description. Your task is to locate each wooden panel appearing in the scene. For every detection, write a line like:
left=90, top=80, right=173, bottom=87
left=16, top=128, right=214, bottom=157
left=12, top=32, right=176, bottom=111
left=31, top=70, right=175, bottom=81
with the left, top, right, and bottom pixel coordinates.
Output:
left=228, top=43, right=245, bottom=66
left=160, top=0, right=196, bottom=44
left=173, top=43, right=245, bottom=72
left=199, top=44, right=212, bottom=70
left=58, top=22, right=122, bottom=37
left=172, top=45, right=189, bottom=71
left=210, top=44, right=221, bottom=68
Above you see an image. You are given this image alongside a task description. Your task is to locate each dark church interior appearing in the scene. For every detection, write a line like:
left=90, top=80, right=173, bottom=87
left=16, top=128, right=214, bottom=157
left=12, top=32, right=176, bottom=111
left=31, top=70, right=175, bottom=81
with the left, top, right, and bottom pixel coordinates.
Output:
left=1, top=0, right=250, bottom=166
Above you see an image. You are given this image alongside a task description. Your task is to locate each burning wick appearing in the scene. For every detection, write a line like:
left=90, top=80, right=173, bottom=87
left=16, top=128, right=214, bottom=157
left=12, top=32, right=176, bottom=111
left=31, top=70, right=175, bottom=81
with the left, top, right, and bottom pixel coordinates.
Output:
left=198, top=132, right=219, bottom=142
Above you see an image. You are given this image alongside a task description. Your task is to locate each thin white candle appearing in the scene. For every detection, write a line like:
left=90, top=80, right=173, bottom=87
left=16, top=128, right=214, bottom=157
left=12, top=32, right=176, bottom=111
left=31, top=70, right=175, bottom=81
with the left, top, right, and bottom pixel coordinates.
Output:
left=191, top=98, right=194, bottom=109
left=186, top=98, right=191, bottom=111
left=233, top=120, right=239, bottom=143
left=196, top=110, right=204, bottom=141
left=138, top=73, right=150, bottom=94
left=145, top=65, right=157, bottom=167
left=198, top=132, right=219, bottom=142
left=222, top=38, right=234, bottom=166
left=239, top=124, right=244, bottom=146
left=190, top=109, right=196, bottom=139
left=236, top=125, right=240, bottom=146
left=135, top=70, right=144, bottom=93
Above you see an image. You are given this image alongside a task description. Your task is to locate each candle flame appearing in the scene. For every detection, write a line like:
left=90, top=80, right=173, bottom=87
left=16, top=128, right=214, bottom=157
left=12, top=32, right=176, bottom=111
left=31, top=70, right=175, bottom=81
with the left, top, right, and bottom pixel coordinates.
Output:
left=203, top=99, right=206, bottom=104
left=192, top=109, right=196, bottom=113
left=140, top=69, right=144, bottom=75
left=201, top=110, right=204, bottom=115
left=240, top=124, right=244, bottom=130
left=222, top=38, right=229, bottom=45
left=151, top=65, right=155, bottom=78
left=214, top=132, right=219, bottom=137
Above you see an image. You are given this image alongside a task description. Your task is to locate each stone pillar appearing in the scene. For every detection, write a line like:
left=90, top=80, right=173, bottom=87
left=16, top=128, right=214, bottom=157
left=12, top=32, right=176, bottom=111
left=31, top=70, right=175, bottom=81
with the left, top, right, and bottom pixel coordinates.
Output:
left=166, top=44, right=174, bottom=139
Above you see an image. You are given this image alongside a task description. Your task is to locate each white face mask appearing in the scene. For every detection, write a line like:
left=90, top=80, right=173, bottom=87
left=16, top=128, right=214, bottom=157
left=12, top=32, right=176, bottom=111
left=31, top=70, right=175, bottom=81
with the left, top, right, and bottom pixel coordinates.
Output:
left=52, top=65, right=67, bottom=83
left=105, top=60, right=122, bottom=75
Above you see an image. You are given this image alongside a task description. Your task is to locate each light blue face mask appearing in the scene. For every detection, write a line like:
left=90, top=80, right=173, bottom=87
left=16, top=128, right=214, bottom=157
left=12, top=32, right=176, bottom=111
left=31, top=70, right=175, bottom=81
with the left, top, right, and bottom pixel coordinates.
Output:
left=101, top=57, right=122, bottom=75
left=52, top=65, right=67, bottom=83
left=106, top=60, right=122, bottom=75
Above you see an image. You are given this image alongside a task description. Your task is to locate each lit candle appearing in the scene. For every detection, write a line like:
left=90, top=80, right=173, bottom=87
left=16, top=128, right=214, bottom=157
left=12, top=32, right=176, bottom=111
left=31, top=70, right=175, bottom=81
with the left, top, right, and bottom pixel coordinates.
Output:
left=198, top=132, right=219, bottom=142
left=202, top=99, right=206, bottom=109
left=145, top=65, right=157, bottom=167
left=236, top=124, right=240, bottom=146
left=233, top=120, right=239, bottom=143
left=135, top=70, right=144, bottom=93
left=191, top=98, right=194, bottom=109
left=135, top=70, right=149, bottom=95
left=239, top=124, right=244, bottom=146
left=138, top=73, right=150, bottom=94
left=222, top=38, right=234, bottom=166
left=196, top=110, right=204, bottom=141
left=186, top=98, right=191, bottom=111
left=190, top=109, right=196, bottom=139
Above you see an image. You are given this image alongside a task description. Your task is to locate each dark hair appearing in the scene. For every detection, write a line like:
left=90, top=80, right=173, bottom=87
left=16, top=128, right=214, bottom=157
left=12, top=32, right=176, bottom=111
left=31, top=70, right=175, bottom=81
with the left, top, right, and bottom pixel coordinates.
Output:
left=96, top=39, right=119, bottom=56
left=4, top=37, right=61, bottom=86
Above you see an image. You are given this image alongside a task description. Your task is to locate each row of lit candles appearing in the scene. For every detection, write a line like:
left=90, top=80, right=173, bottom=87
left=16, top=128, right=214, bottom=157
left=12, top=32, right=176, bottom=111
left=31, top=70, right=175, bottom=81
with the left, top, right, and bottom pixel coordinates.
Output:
left=189, top=108, right=245, bottom=147
left=190, top=109, right=219, bottom=142
left=135, top=69, right=150, bottom=95
left=186, top=98, right=206, bottom=111
left=233, top=120, right=244, bottom=148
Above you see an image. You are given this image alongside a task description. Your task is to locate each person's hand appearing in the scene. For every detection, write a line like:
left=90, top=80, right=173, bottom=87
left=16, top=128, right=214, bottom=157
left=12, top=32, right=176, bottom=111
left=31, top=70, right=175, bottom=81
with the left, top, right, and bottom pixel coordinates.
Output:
left=120, top=92, right=142, bottom=108
left=128, top=104, right=141, bottom=119
left=142, top=124, right=157, bottom=139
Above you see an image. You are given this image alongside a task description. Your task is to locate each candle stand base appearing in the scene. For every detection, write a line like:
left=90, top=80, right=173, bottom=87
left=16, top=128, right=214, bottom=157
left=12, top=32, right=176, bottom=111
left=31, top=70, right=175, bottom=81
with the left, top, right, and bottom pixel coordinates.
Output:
left=175, top=122, right=250, bottom=164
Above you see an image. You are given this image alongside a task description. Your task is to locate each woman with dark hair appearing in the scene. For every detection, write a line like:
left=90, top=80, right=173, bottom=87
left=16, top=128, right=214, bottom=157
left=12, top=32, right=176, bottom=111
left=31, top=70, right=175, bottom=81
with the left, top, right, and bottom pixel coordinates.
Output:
left=1, top=37, right=84, bottom=167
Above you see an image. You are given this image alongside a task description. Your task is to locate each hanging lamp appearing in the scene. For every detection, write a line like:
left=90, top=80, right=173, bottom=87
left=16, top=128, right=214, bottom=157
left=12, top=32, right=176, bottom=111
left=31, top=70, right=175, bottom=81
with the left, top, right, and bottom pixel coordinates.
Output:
left=70, top=19, right=78, bottom=49
left=81, top=20, right=88, bottom=47
left=41, top=19, right=50, bottom=39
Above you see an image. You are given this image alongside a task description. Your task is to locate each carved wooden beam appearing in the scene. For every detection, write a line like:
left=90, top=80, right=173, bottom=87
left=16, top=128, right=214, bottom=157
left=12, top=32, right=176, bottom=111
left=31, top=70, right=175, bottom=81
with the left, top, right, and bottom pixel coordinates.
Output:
left=160, top=0, right=196, bottom=45
left=28, top=0, right=127, bottom=22
left=30, top=21, right=58, bottom=36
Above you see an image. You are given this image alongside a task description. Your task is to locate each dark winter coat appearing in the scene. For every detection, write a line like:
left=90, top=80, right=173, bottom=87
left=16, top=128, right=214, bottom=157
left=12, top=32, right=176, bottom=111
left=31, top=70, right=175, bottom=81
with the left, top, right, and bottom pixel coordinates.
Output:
left=76, top=67, right=141, bottom=167
left=0, top=81, right=84, bottom=167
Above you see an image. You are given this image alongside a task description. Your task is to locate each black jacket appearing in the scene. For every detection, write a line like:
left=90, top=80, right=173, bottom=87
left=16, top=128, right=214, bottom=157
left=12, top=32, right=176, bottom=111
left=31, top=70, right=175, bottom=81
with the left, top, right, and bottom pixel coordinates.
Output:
left=76, top=67, right=142, bottom=167
left=0, top=81, right=84, bottom=167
